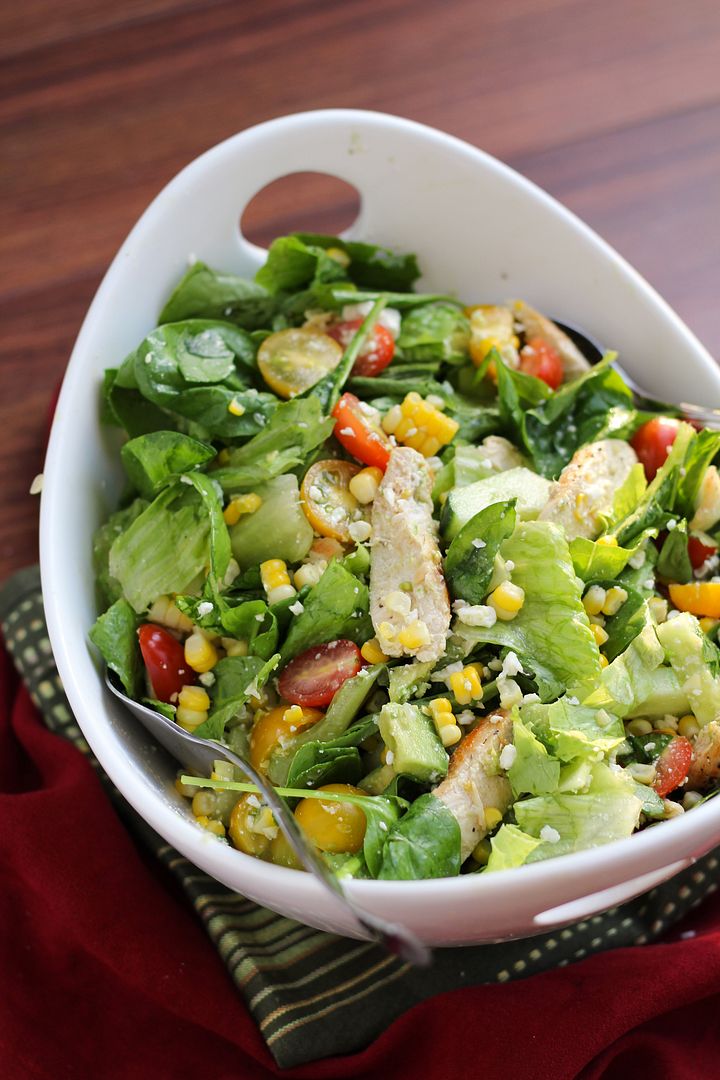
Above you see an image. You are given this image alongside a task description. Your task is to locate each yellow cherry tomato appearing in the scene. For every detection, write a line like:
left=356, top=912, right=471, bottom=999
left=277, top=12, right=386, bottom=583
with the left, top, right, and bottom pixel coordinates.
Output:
left=257, top=328, right=343, bottom=399
left=668, top=582, right=720, bottom=618
left=301, top=459, right=367, bottom=542
left=249, top=704, right=323, bottom=774
left=228, top=794, right=273, bottom=858
left=294, top=783, right=367, bottom=854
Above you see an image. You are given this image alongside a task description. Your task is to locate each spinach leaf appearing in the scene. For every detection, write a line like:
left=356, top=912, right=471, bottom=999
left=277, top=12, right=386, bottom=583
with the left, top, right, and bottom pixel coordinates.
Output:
left=396, top=302, right=469, bottom=366
left=600, top=584, right=649, bottom=662
left=89, top=599, right=141, bottom=698
left=120, top=431, right=215, bottom=498
left=210, top=397, right=334, bottom=492
left=294, top=233, right=420, bottom=292
left=377, top=793, right=461, bottom=879
left=521, top=354, right=636, bottom=478
left=493, top=352, right=551, bottom=443
left=279, top=561, right=372, bottom=664
left=676, top=429, right=720, bottom=519
left=656, top=521, right=693, bottom=584
left=194, top=653, right=279, bottom=741
left=133, top=320, right=277, bottom=439
left=444, top=499, right=516, bottom=603
left=103, top=369, right=174, bottom=437
left=159, top=261, right=278, bottom=330
left=286, top=715, right=378, bottom=790
left=255, top=235, right=351, bottom=294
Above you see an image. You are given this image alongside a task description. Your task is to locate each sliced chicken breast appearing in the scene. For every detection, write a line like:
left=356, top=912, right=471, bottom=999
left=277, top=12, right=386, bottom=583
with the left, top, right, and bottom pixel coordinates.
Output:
left=434, top=712, right=513, bottom=861
left=686, top=721, right=720, bottom=790
left=513, top=300, right=591, bottom=381
left=370, top=447, right=450, bottom=663
left=538, top=438, right=638, bottom=541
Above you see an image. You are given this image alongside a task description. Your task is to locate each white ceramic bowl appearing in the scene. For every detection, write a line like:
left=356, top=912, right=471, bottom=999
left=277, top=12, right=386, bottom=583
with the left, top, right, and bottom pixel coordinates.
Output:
left=41, top=109, right=720, bottom=945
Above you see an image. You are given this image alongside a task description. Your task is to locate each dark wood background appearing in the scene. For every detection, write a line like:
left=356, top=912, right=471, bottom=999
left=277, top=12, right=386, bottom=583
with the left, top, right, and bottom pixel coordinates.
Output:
left=2, top=0, right=719, bottom=581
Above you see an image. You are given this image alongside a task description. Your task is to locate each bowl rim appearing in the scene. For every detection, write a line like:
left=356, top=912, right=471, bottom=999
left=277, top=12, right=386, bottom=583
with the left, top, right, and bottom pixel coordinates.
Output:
left=40, top=107, right=720, bottom=908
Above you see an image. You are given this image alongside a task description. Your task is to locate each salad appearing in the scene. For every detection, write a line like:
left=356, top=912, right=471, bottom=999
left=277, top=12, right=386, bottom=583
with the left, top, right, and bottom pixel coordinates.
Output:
left=90, top=232, right=720, bottom=881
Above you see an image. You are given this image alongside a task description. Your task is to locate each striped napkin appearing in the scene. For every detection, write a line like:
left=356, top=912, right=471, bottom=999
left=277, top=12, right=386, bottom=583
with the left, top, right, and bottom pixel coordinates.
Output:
left=2, top=565, right=718, bottom=1069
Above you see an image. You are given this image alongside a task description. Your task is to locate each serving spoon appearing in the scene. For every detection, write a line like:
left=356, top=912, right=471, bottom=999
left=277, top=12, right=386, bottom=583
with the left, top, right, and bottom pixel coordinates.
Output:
left=555, top=320, right=720, bottom=427
left=104, top=672, right=431, bottom=967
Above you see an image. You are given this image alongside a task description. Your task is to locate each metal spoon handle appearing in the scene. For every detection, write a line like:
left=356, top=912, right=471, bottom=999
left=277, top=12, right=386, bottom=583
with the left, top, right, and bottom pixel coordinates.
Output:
left=208, top=740, right=431, bottom=966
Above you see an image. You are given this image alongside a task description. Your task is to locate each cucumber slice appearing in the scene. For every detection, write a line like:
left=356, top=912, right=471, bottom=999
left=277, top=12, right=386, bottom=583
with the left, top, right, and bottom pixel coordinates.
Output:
left=441, top=467, right=551, bottom=540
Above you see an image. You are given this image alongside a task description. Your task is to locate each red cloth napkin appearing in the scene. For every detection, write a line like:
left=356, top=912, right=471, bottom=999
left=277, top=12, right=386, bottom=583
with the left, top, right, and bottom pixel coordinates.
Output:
left=2, top=635, right=720, bottom=1080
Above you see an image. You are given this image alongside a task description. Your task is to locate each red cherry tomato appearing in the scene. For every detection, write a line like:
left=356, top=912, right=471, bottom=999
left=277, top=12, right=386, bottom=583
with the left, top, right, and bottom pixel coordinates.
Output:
left=688, top=534, right=718, bottom=571
left=327, top=319, right=395, bottom=377
left=631, top=417, right=681, bottom=481
left=278, top=640, right=362, bottom=708
left=519, top=337, right=564, bottom=390
left=331, top=392, right=392, bottom=470
left=137, top=624, right=195, bottom=703
left=653, top=736, right=693, bottom=798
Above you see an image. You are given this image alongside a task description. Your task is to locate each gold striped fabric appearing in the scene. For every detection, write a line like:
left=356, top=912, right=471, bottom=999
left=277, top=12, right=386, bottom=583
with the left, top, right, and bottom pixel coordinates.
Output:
left=2, top=566, right=719, bottom=1068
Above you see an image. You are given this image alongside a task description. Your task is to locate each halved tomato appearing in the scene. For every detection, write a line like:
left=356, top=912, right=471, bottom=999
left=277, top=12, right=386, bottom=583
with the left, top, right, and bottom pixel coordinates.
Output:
left=301, top=458, right=367, bottom=542
left=688, top=534, right=718, bottom=571
left=653, top=736, right=693, bottom=798
left=631, top=417, right=681, bottom=481
left=257, top=328, right=342, bottom=398
left=331, top=392, right=392, bottom=470
left=278, top=640, right=362, bottom=707
left=138, top=624, right=195, bottom=703
left=519, top=337, right=563, bottom=389
left=327, top=319, right=395, bottom=377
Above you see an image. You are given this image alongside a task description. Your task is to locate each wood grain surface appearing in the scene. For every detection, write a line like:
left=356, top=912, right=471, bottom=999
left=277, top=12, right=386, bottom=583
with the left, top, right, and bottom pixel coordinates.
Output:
left=1, top=0, right=719, bottom=580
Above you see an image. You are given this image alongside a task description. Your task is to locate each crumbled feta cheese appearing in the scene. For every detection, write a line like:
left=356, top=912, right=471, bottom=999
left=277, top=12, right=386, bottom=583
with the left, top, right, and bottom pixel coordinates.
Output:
left=471, top=538, right=486, bottom=549
left=628, top=549, right=646, bottom=570
left=456, top=710, right=475, bottom=726
left=522, top=693, right=540, bottom=705
left=667, top=519, right=678, bottom=531
left=456, top=604, right=497, bottom=628
left=385, top=750, right=395, bottom=766
left=566, top=695, right=580, bottom=706
left=288, top=601, right=305, bottom=616
left=501, top=651, right=523, bottom=678
left=246, top=794, right=261, bottom=809
left=431, top=661, right=465, bottom=682
left=505, top=560, right=515, bottom=572
left=339, top=427, right=355, bottom=437
left=498, top=677, right=523, bottom=709
left=499, top=744, right=517, bottom=770
left=197, top=601, right=214, bottom=618
left=540, top=825, right=560, bottom=844
left=198, top=671, right=215, bottom=687
left=487, top=658, right=503, bottom=672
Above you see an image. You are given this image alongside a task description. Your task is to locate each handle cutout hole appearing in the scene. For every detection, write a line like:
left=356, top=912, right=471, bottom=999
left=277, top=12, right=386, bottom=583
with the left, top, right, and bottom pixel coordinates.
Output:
left=240, top=172, right=361, bottom=249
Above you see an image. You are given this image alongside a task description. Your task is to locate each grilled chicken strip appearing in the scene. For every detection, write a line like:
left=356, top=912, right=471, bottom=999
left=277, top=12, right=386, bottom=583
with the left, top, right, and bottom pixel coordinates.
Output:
left=434, top=712, right=513, bottom=861
left=686, top=721, right=720, bottom=790
left=538, top=439, right=638, bottom=541
left=513, top=300, right=591, bottom=382
left=370, top=447, right=451, bottom=663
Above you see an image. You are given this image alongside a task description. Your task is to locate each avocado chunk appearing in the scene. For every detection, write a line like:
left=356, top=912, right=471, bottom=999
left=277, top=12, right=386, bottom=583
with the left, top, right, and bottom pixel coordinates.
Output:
left=229, top=473, right=313, bottom=569
left=378, top=702, right=448, bottom=783
left=441, top=467, right=551, bottom=540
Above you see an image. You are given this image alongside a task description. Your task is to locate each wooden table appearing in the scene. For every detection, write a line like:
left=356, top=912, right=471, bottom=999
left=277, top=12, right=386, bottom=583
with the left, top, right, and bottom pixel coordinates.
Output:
left=2, top=0, right=719, bottom=582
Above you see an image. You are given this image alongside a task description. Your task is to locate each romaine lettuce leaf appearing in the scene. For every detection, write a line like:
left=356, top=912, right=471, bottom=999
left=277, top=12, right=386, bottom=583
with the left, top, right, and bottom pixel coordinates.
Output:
left=520, top=698, right=626, bottom=762
left=508, top=715, right=561, bottom=796
left=657, top=612, right=720, bottom=725
left=89, top=598, right=141, bottom=697
left=609, top=422, right=695, bottom=546
left=108, top=482, right=211, bottom=613
left=583, top=623, right=690, bottom=718
left=93, top=498, right=149, bottom=607
left=486, top=824, right=542, bottom=871
left=457, top=521, right=601, bottom=693
left=675, top=429, right=720, bottom=520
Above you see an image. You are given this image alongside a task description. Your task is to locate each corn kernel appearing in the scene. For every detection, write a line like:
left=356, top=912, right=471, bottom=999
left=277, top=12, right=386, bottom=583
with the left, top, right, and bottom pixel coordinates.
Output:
left=227, top=397, right=246, bottom=416
left=349, top=467, right=383, bottom=504
left=360, top=638, right=388, bottom=664
left=648, top=597, right=669, bottom=624
left=223, top=492, right=262, bottom=526
left=267, top=584, right=297, bottom=605
left=428, top=698, right=455, bottom=725
left=197, top=815, right=226, bottom=837
left=397, top=620, right=431, bottom=650
left=596, top=535, right=618, bottom=547
left=381, top=405, right=403, bottom=434
left=627, top=762, right=656, bottom=785
left=450, top=666, right=483, bottom=706
left=484, top=807, right=503, bottom=831
left=599, top=654, right=609, bottom=669
left=293, top=562, right=326, bottom=589
left=192, top=790, right=216, bottom=817
left=683, top=790, right=703, bottom=810
left=488, top=582, right=525, bottom=621
left=419, top=435, right=442, bottom=458
left=626, top=718, right=653, bottom=736
left=602, top=586, right=628, bottom=617
left=217, top=449, right=231, bottom=466
left=591, top=623, right=609, bottom=647
left=583, top=585, right=607, bottom=616
left=177, top=710, right=204, bottom=731
left=439, top=724, right=462, bottom=747
left=472, top=838, right=492, bottom=864
left=175, top=776, right=197, bottom=798
left=260, top=558, right=291, bottom=590
left=678, top=714, right=700, bottom=739
left=147, top=595, right=194, bottom=634
left=377, top=621, right=397, bottom=643
left=178, top=685, right=210, bottom=712
left=221, top=636, right=248, bottom=657
left=184, top=632, right=218, bottom=674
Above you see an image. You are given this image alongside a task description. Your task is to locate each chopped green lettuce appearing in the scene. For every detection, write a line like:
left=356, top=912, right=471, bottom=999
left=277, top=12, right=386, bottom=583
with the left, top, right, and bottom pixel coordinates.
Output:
left=194, top=653, right=279, bottom=741
left=508, top=715, right=561, bottom=796
left=486, top=824, right=542, bottom=871
left=457, top=521, right=602, bottom=693
left=229, top=473, right=313, bottom=569
left=583, top=623, right=690, bottom=718
left=520, top=698, right=626, bottom=762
